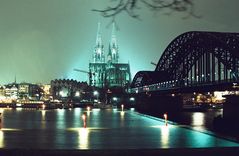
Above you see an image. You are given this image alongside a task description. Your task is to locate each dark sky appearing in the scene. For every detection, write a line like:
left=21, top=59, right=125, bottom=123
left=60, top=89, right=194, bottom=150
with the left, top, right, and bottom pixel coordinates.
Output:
left=0, top=0, right=239, bottom=84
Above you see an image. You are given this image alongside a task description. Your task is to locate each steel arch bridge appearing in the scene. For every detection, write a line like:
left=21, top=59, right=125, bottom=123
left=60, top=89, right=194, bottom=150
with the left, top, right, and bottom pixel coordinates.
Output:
left=131, top=31, right=239, bottom=93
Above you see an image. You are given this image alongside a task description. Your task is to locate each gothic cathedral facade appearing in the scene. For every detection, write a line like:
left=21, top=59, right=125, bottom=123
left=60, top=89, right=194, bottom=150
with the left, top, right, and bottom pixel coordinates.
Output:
left=89, top=23, right=131, bottom=88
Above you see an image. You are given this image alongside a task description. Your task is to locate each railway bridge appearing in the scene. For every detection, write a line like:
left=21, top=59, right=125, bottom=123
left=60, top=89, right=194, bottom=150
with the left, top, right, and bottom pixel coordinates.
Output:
left=130, top=31, right=239, bottom=116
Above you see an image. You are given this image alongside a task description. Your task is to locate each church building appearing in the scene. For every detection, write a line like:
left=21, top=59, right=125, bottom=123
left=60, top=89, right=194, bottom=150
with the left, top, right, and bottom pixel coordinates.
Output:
left=89, top=23, right=131, bottom=88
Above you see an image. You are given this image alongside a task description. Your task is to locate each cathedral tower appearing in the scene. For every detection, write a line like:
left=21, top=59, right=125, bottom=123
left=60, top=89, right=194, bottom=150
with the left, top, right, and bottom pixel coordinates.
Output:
left=93, top=22, right=105, bottom=63
left=108, top=23, right=119, bottom=63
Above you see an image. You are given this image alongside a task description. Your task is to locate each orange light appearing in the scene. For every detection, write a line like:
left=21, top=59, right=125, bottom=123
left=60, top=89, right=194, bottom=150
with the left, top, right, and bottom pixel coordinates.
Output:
left=82, top=114, right=87, bottom=128
left=164, top=113, right=168, bottom=126
left=164, top=113, right=167, bottom=120
left=82, top=114, right=86, bottom=121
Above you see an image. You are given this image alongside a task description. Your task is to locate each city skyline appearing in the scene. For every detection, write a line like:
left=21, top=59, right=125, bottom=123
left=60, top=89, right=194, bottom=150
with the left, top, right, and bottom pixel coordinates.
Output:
left=1, top=0, right=239, bottom=84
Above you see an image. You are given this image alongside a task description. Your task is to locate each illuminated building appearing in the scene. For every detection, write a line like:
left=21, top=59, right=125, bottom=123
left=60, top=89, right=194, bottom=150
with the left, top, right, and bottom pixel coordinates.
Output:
left=39, top=84, right=51, bottom=100
left=0, top=86, right=6, bottom=103
left=0, top=86, right=5, bottom=97
left=0, top=82, right=43, bottom=103
left=50, top=79, right=89, bottom=101
left=17, top=83, right=42, bottom=101
left=89, top=23, right=131, bottom=88
left=18, top=83, right=30, bottom=99
left=5, top=84, right=18, bottom=100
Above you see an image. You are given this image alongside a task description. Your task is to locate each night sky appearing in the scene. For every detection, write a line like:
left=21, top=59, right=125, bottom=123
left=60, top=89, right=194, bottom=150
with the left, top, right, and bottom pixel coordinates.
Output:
left=0, top=0, right=239, bottom=84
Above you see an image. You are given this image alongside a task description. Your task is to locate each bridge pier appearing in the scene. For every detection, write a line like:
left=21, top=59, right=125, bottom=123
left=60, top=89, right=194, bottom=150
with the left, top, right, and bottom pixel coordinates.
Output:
left=214, top=95, right=239, bottom=132
left=135, top=93, right=183, bottom=116
left=223, top=95, right=239, bottom=120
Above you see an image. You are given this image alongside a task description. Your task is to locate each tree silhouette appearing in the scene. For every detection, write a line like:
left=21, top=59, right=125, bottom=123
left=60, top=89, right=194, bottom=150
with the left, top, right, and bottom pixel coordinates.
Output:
left=93, top=0, right=198, bottom=22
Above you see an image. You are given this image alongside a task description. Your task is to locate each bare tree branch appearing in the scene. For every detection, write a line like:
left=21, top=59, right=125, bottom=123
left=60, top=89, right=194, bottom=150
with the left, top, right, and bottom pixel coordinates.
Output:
left=92, top=0, right=200, bottom=20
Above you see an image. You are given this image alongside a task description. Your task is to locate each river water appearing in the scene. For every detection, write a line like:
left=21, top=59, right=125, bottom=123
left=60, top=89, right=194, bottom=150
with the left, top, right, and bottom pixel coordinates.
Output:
left=163, top=108, right=239, bottom=142
left=0, top=107, right=238, bottom=149
left=169, top=109, right=223, bottom=131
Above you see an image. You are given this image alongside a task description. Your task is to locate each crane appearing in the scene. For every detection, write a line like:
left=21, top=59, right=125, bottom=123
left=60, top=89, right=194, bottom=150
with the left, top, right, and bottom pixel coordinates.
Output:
left=73, top=68, right=95, bottom=86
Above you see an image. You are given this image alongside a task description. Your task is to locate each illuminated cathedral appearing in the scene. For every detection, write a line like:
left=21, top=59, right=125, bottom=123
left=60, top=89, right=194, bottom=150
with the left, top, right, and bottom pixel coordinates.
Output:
left=89, top=23, right=131, bottom=88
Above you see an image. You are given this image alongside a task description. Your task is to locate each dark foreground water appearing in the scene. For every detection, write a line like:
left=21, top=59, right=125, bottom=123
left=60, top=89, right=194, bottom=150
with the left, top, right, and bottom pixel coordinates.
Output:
left=0, top=108, right=238, bottom=149
left=170, top=109, right=223, bottom=131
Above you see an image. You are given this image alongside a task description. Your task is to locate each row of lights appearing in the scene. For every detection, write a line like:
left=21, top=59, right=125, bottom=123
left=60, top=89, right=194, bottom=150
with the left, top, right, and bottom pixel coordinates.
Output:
left=134, top=71, right=236, bottom=93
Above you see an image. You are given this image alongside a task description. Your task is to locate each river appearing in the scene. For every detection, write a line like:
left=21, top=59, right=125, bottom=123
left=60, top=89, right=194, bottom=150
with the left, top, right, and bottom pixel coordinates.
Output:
left=0, top=107, right=238, bottom=149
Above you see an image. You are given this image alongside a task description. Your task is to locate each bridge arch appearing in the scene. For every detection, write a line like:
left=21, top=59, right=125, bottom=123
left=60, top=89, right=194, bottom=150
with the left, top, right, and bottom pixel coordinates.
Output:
left=132, top=31, right=239, bottom=88
left=156, top=31, right=239, bottom=83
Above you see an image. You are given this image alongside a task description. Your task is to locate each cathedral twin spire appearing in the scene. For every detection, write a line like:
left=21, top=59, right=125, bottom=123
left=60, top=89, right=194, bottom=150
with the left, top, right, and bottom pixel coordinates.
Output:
left=94, top=22, right=104, bottom=63
left=93, top=22, right=119, bottom=63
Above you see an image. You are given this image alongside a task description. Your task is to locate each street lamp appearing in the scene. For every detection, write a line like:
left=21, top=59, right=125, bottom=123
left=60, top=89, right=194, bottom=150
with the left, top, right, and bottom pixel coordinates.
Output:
left=75, top=91, right=80, bottom=97
left=129, top=97, right=135, bottom=101
left=93, top=90, right=99, bottom=103
left=112, top=97, right=117, bottom=101
left=93, top=91, right=99, bottom=96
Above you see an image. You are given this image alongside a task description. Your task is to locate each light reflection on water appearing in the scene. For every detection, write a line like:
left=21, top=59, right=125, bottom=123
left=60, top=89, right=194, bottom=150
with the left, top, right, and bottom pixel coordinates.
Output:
left=68, top=127, right=107, bottom=149
left=161, top=126, right=169, bottom=148
left=16, top=108, right=23, bottom=111
left=78, top=128, right=89, bottom=149
left=151, top=125, right=171, bottom=148
left=0, top=108, right=237, bottom=149
left=0, top=127, right=22, bottom=148
left=57, top=109, right=66, bottom=129
left=0, top=130, right=4, bottom=148
left=41, top=110, right=46, bottom=129
left=92, top=108, right=100, bottom=116
left=192, top=112, right=205, bottom=126
left=120, top=111, right=125, bottom=118
left=86, top=110, right=91, bottom=117
left=74, top=108, right=82, bottom=118
left=41, top=110, right=46, bottom=120
left=191, top=112, right=206, bottom=131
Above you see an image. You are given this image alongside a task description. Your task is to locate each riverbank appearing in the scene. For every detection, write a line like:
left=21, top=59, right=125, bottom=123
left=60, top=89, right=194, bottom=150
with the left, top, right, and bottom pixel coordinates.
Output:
left=142, top=108, right=239, bottom=143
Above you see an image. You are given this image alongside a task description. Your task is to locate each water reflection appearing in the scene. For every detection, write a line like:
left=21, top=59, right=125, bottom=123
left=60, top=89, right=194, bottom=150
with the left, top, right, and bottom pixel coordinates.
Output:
left=41, top=110, right=46, bottom=129
left=92, top=108, right=100, bottom=115
left=41, top=110, right=46, bottom=120
left=0, top=128, right=21, bottom=148
left=74, top=108, right=82, bottom=118
left=57, top=109, right=65, bottom=129
left=120, top=111, right=125, bottom=118
left=192, top=112, right=205, bottom=126
left=0, top=108, right=238, bottom=149
left=16, top=108, right=23, bottom=111
left=86, top=110, right=91, bottom=117
left=78, top=128, right=89, bottom=149
left=152, top=125, right=170, bottom=148
left=0, top=130, right=4, bottom=148
left=120, top=111, right=125, bottom=127
left=160, top=126, right=169, bottom=148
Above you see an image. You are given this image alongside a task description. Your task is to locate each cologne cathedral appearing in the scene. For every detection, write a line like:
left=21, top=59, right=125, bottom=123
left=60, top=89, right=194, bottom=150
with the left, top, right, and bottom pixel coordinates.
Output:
left=89, top=23, right=131, bottom=88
